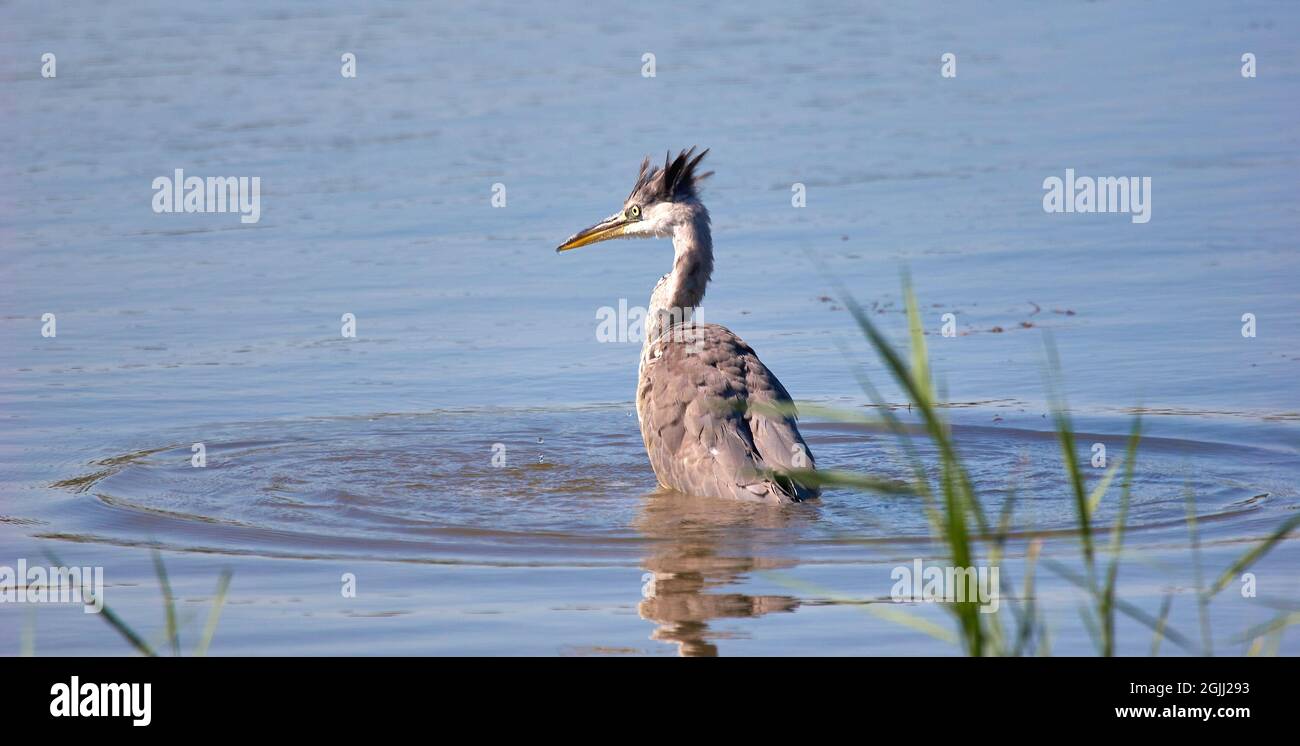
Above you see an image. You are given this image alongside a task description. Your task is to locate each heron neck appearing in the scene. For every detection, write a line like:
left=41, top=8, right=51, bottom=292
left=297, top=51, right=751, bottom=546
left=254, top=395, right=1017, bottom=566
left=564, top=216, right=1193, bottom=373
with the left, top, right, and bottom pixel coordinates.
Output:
left=646, top=206, right=713, bottom=345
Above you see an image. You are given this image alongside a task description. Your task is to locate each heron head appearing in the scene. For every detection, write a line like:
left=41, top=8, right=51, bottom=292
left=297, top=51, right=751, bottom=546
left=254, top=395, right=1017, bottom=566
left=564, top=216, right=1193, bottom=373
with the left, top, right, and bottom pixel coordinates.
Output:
left=556, top=147, right=712, bottom=252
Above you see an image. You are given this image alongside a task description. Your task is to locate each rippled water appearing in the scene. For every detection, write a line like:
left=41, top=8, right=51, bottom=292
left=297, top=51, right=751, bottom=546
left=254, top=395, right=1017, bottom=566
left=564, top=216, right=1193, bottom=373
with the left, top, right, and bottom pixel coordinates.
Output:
left=38, top=411, right=1294, bottom=561
left=2, top=1, right=1298, bottom=655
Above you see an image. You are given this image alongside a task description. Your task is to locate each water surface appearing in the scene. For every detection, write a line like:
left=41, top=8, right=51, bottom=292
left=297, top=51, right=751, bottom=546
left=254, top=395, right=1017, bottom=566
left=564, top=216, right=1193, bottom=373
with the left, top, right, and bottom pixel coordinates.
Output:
left=2, top=0, right=1298, bottom=655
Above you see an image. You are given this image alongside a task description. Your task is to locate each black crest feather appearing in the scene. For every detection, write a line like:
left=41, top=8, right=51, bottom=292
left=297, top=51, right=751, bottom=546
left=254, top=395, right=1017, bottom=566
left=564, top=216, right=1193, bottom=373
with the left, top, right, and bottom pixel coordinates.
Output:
left=627, top=147, right=713, bottom=205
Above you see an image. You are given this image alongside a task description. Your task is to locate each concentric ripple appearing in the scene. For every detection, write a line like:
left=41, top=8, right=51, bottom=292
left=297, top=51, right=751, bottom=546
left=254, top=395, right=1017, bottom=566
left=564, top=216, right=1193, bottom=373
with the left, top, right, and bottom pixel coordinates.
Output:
left=43, top=408, right=1293, bottom=566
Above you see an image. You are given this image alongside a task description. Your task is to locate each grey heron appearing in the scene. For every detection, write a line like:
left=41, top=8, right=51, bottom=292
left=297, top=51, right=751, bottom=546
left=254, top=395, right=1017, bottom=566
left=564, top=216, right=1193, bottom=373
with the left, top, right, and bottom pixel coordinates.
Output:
left=556, top=148, right=819, bottom=503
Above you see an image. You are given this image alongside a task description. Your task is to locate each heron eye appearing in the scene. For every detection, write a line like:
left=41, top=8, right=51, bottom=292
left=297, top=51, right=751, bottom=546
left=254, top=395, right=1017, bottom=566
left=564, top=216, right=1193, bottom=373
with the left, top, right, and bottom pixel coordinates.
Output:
left=626, top=205, right=641, bottom=219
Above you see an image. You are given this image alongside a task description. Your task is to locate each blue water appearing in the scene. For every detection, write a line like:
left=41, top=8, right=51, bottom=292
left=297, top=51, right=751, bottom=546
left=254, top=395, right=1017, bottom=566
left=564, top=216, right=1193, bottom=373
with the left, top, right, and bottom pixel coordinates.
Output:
left=1, top=0, right=1298, bottom=656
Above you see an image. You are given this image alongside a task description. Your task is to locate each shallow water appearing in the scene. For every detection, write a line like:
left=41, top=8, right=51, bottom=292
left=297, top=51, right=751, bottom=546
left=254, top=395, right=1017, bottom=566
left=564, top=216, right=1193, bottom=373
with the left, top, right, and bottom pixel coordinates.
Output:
left=32, top=411, right=1298, bottom=562
left=2, top=1, right=1298, bottom=655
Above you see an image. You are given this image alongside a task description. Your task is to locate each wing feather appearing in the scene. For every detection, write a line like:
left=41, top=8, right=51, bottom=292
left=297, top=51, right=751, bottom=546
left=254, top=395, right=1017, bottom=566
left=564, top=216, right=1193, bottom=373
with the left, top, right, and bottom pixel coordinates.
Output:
left=638, top=323, right=819, bottom=503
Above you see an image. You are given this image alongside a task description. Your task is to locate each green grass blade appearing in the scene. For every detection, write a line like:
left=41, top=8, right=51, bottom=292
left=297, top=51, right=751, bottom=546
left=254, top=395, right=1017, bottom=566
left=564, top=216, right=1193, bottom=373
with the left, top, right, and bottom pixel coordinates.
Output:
left=1086, top=461, right=1121, bottom=517
left=1207, top=513, right=1300, bottom=598
left=44, top=549, right=157, bottom=657
left=151, top=548, right=180, bottom=656
left=1013, top=538, right=1042, bottom=657
left=902, top=271, right=930, bottom=406
left=1150, top=593, right=1173, bottom=657
left=1044, top=558, right=1195, bottom=653
left=1182, top=488, right=1212, bottom=655
left=836, top=281, right=988, bottom=535
left=774, top=467, right=915, bottom=495
left=1229, top=612, right=1300, bottom=648
left=194, top=569, right=232, bottom=657
left=1043, top=336, right=1093, bottom=569
left=1100, top=416, right=1141, bottom=656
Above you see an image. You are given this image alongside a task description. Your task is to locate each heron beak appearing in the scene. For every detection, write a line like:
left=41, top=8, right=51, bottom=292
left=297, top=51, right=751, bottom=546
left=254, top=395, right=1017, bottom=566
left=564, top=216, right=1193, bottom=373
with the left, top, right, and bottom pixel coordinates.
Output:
left=555, top=214, right=631, bottom=252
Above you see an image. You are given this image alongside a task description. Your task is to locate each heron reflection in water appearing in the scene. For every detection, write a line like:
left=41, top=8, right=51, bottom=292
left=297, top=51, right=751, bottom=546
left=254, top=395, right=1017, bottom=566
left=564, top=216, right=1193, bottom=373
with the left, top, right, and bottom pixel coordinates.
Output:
left=633, top=489, right=805, bottom=656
